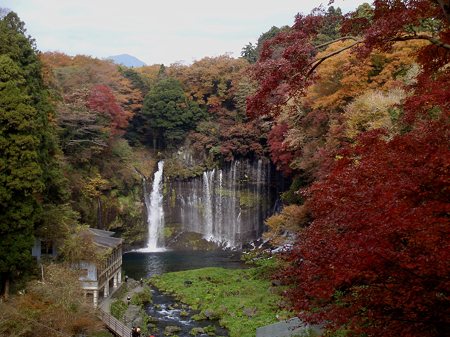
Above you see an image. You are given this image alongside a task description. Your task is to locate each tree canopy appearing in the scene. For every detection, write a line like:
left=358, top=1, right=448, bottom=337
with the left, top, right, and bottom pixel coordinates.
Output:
left=136, top=78, right=206, bottom=148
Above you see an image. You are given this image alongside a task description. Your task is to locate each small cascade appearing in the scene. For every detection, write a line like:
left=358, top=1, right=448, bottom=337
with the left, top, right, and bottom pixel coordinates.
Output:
left=140, top=161, right=165, bottom=252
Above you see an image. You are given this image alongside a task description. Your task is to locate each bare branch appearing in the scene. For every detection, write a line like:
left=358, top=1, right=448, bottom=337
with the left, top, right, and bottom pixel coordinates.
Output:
left=314, top=36, right=361, bottom=50
left=307, top=39, right=363, bottom=78
left=67, top=139, right=108, bottom=147
left=393, top=34, right=450, bottom=50
left=278, top=39, right=363, bottom=109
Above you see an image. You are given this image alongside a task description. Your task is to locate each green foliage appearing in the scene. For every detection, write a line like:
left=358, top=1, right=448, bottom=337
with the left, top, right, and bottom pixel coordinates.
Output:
left=241, top=43, right=257, bottom=63
left=132, top=78, right=206, bottom=148
left=313, top=6, right=343, bottom=46
left=0, top=12, right=71, bottom=293
left=150, top=267, right=291, bottom=337
left=163, top=157, right=207, bottom=179
left=238, top=191, right=261, bottom=208
left=131, top=285, right=152, bottom=305
left=281, top=175, right=308, bottom=204
left=121, top=68, right=150, bottom=95
left=110, top=299, right=128, bottom=320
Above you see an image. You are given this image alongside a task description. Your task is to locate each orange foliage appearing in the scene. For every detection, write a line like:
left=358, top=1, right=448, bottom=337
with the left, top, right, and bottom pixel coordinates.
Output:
left=40, top=52, right=143, bottom=120
left=305, top=40, right=427, bottom=110
left=167, top=55, right=249, bottom=108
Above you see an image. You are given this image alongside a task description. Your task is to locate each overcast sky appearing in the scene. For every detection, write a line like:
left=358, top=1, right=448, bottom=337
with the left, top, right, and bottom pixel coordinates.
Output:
left=3, top=0, right=365, bottom=65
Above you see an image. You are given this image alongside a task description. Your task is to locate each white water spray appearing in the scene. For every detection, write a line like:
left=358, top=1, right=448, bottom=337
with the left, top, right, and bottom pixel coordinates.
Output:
left=138, top=161, right=165, bottom=252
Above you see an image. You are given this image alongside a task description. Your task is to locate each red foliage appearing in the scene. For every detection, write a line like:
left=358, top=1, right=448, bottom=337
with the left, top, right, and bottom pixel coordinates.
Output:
left=346, top=1, right=449, bottom=73
left=247, top=25, right=316, bottom=117
left=249, top=1, right=449, bottom=120
left=404, top=70, right=450, bottom=123
left=219, top=120, right=264, bottom=161
left=267, top=123, right=296, bottom=176
left=281, top=117, right=450, bottom=336
left=86, top=85, right=131, bottom=134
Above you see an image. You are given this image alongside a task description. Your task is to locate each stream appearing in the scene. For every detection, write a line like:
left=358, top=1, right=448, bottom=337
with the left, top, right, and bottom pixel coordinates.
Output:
left=122, top=250, right=244, bottom=337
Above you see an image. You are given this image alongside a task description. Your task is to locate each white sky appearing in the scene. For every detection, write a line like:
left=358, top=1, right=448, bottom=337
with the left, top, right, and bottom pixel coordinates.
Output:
left=2, top=0, right=365, bottom=65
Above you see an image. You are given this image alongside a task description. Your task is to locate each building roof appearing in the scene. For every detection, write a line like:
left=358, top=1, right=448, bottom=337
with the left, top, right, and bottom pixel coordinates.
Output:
left=88, top=228, right=122, bottom=249
left=88, top=228, right=115, bottom=237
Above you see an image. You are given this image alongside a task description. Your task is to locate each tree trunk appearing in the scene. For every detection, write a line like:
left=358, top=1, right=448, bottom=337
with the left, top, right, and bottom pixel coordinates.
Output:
left=1, top=273, right=10, bottom=301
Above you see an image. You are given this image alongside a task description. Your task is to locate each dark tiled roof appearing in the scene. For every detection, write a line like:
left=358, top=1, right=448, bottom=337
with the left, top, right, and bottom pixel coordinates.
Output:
left=88, top=228, right=115, bottom=237
left=88, top=228, right=122, bottom=248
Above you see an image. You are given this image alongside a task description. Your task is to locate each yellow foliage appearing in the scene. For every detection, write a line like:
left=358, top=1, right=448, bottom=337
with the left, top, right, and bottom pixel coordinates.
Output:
left=305, top=40, right=426, bottom=111
left=82, top=173, right=110, bottom=199
left=263, top=204, right=309, bottom=245
left=344, top=88, right=406, bottom=139
left=306, top=40, right=371, bottom=109
left=167, top=55, right=248, bottom=106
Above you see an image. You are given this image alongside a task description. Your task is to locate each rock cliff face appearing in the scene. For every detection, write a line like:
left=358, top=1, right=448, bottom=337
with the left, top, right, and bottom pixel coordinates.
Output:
left=162, top=159, right=283, bottom=248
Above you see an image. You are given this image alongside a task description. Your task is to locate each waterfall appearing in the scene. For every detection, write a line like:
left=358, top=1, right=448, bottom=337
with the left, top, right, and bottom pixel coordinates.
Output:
left=203, top=170, right=215, bottom=239
left=166, top=159, right=280, bottom=249
left=141, top=161, right=165, bottom=252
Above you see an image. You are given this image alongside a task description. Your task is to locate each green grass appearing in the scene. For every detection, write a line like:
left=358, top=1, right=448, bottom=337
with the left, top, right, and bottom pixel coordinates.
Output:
left=150, top=267, right=291, bottom=337
left=131, top=285, right=152, bottom=305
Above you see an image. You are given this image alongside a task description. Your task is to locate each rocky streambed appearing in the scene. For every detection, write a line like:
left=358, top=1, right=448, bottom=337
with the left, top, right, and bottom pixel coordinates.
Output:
left=144, top=286, right=228, bottom=337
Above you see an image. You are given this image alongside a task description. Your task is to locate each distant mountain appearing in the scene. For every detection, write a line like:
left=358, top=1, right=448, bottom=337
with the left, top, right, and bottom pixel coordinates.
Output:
left=107, top=54, right=146, bottom=67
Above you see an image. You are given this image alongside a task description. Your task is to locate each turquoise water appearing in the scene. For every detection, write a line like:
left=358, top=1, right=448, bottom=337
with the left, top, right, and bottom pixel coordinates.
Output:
left=122, top=250, right=244, bottom=280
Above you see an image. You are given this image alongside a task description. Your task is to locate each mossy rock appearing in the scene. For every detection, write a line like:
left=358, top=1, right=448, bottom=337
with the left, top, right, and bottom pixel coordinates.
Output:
left=191, top=313, right=206, bottom=321
left=204, top=325, right=216, bottom=335
left=203, top=309, right=219, bottom=320
left=189, top=327, right=205, bottom=336
left=165, top=232, right=219, bottom=250
left=164, top=325, right=181, bottom=336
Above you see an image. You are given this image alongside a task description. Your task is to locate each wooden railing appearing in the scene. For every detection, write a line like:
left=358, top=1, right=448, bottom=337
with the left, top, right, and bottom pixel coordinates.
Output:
left=98, top=308, right=132, bottom=337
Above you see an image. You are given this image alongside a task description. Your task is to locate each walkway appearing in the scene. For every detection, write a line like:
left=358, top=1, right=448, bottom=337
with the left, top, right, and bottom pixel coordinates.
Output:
left=98, top=279, right=144, bottom=336
left=99, top=280, right=144, bottom=314
left=98, top=308, right=132, bottom=337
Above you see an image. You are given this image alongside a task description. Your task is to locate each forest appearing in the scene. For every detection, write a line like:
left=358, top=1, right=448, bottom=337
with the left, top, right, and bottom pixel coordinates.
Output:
left=0, top=1, right=449, bottom=336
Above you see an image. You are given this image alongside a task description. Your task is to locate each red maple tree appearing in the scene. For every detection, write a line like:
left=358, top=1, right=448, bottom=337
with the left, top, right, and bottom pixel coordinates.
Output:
left=248, top=1, right=450, bottom=336
left=86, top=84, right=131, bottom=134
left=282, top=116, right=449, bottom=336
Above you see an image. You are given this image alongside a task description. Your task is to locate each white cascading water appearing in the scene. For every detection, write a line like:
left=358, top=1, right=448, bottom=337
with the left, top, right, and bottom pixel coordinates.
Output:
left=163, top=159, right=276, bottom=248
left=139, top=160, right=165, bottom=252
left=203, top=170, right=215, bottom=239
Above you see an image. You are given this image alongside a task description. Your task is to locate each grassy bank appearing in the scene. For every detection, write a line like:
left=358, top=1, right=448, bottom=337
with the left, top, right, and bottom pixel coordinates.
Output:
left=150, top=266, right=290, bottom=337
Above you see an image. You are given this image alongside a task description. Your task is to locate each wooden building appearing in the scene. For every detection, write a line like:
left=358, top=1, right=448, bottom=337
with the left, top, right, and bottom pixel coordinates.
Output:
left=32, top=228, right=123, bottom=307
left=79, top=228, right=123, bottom=307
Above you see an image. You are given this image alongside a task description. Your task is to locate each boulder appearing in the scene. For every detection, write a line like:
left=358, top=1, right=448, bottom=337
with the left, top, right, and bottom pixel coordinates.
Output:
left=243, top=307, right=257, bottom=317
left=189, top=327, right=205, bottom=336
left=164, top=325, right=182, bottom=335
left=203, top=309, right=219, bottom=320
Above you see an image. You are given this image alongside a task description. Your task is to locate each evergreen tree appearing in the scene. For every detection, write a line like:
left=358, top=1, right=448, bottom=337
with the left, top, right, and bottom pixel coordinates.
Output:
left=133, top=78, right=206, bottom=148
left=0, top=11, right=72, bottom=298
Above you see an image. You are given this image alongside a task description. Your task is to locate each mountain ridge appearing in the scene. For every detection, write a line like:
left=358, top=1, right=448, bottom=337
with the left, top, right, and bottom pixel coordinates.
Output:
left=107, top=54, right=146, bottom=67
